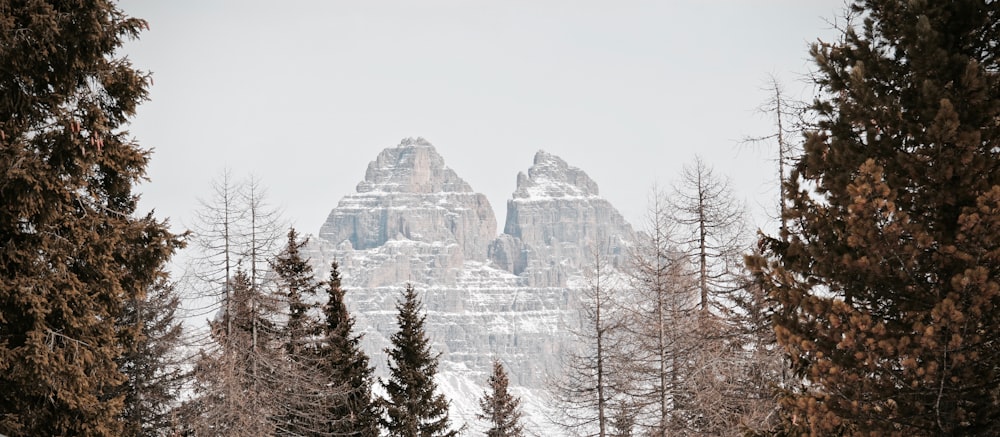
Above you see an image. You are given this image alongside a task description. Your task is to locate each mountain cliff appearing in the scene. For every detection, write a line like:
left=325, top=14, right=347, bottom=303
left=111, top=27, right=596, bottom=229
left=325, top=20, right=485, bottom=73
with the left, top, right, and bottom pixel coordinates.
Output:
left=310, top=138, right=635, bottom=431
left=490, top=150, right=634, bottom=287
left=319, top=137, right=496, bottom=269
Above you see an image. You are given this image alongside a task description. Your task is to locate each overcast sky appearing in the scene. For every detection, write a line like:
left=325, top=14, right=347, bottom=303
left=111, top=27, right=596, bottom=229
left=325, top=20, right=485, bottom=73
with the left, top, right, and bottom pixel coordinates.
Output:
left=119, top=1, right=846, bottom=240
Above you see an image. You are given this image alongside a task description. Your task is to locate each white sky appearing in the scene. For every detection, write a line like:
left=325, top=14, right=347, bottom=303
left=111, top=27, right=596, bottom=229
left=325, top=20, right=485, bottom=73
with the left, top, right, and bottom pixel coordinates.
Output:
left=120, top=1, right=846, bottom=239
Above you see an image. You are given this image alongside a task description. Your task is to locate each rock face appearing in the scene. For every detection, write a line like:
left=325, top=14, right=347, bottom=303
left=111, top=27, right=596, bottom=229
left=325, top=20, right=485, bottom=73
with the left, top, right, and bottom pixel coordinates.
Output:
left=311, top=139, right=635, bottom=432
left=318, top=138, right=496, bottom=287
left=490, top=150, right=634, bottom=287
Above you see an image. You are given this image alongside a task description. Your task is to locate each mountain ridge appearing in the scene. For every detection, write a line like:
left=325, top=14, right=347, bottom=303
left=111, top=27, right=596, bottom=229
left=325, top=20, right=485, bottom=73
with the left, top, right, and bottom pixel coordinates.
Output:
left=307, top=137, right=636, bottom=432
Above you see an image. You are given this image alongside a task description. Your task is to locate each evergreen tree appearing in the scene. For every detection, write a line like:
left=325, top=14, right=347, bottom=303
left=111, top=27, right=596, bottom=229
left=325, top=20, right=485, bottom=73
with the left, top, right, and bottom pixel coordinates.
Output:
left=272, top=227, right=321, bottom=357
left=320, top=260, right=381, bottom=437
left=118, top=276, right=188, bottom=436
left=722, top=276, right=785, bottom=435
left=271, top=227, right=330, bottom=436
left=749, top=1, right=1000, bottom=434
left=0, top=2, right=179, bottom=435
left=382, top=284, right=458, bottom=437
left=478, top=360, right=524, bottom=437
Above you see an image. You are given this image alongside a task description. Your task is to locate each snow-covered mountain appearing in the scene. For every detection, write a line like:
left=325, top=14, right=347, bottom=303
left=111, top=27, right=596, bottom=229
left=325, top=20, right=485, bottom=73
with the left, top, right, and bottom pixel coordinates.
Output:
left=308, top=137, right=635, bottom=432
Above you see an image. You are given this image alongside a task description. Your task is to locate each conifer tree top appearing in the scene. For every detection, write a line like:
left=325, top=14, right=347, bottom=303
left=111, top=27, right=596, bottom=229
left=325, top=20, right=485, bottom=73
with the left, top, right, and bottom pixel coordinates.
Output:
left=382, top=284, right=458, bottom=437
left=752, top=1, right=1000, bottom=434
left=478, top=360, right=525, bottom=437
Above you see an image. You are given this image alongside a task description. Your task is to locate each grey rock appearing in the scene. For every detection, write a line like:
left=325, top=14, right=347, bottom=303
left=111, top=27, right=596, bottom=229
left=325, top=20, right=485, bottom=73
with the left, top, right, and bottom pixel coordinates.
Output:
left=493, top=150, right=635, bottom=287
left=310, top=139, right=636, bottom=432
left=319, top=137, right=497, bottom=266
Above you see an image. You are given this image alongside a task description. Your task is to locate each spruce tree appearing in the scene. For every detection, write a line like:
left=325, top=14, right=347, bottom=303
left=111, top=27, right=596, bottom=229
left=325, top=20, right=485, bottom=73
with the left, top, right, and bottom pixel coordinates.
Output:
left=478, top=360, right=524, bottom=437
left=272, top=227, right=321, bottom=357
left=0, top=2, right=179, bottom=435
left=118, top=276, right=187, bottom=436
left=749, top=1, right=1000, bottom=434
left=271, top=227, right=329, bottom=436
left=382, top=284, right=458, bottom=437
left=319, top=260, right=380, bottom=437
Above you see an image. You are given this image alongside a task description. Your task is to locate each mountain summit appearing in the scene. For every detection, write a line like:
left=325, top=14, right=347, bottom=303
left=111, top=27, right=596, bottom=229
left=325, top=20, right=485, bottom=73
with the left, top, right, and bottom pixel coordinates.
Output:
left=310, top=138, right=635, bottom=430
left=493, top=150, right=634, bottom=285
left=319, top=138, right=496, bottom=265
left=512, top=150, right=600, bottom=199
left=357, top=137, right=475, bottom=194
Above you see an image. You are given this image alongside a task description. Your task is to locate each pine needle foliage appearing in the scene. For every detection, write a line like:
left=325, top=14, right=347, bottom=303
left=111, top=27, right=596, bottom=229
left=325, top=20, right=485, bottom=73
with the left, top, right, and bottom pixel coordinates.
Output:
left=319, top=260, right=380, bottom=437
left=381, top=284, right=458, bottom=437
left=478, top=360, right=524, bottom=437
left=118, top=277, right=187, bottom=436
left=271, top=227, right=328, bottom=436
left=272, top=227, right=321, bottom=357
left=749, top=1, right=1000, bottom=434
left=0, top=1, right=180, bottom=435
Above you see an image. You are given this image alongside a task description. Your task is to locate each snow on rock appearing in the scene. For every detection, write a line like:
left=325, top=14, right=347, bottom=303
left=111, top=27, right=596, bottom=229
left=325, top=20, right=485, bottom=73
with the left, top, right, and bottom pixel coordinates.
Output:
left=319, top=137, right=497, bottom=264
left=492, top=150, right=635, bottom=287
left=512, top=150, right=600, bottom=200
left=310, top=139, right=635, bottom=435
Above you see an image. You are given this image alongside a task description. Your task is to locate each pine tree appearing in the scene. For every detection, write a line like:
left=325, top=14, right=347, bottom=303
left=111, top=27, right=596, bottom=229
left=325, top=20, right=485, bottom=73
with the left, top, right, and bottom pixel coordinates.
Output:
left=749, top=1, right=1000, bottom=434
left=0, top=2, right=179, bottom=435
left=478, top=360, right=524, bottom=437
left=320, top=260, right=380, bottom=437
left=271, top=227, right=331, bottom=436
left=382, top=284, right=458, bottom=437
left=118, top=276, right=188, bottom=436
left=722, top=276, right=785, bottom=435
left=272, top=227, right=321, bottom=357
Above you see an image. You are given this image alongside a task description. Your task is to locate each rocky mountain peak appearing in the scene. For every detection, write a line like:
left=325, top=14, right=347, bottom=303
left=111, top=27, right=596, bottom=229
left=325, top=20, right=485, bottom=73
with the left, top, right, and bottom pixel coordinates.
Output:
left=313, top=140, right=638, bottom=430
left=318, top=138, right=496, bottom=265
left=513, top=150, right=600, bottom=199
left=357, top=137, right=472, bottom=194
left=491, top=150, right=634, bottom=286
